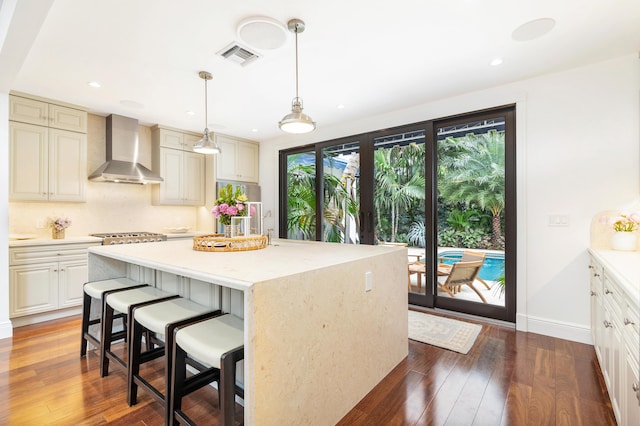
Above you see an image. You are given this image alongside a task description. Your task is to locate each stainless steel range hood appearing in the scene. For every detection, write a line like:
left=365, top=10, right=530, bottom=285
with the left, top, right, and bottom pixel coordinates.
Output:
left=88, top=114, right=163, bottom=184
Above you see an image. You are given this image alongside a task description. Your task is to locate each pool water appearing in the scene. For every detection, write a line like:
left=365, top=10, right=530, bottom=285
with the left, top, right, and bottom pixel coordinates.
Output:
left=438, top=251, right=505, bottom=281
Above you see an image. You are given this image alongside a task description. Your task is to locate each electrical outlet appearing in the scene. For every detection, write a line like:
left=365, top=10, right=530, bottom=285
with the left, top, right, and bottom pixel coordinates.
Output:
left=365, top=271, right=373, bottom=292
left=36, top=219, right=46, bottom=229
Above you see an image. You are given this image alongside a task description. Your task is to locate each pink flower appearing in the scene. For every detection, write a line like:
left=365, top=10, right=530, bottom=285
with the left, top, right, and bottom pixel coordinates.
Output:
left=227, top=206, right=238, bottom=216
left=237, top=203, right=245, bottom=212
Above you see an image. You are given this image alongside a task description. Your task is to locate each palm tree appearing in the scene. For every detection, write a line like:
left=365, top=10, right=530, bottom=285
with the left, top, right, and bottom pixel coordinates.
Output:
left=374, top=144, right=425, bottom=242
left=286, top=156, right=316, bottom=239
left=438, top=130, right=505, bottom=247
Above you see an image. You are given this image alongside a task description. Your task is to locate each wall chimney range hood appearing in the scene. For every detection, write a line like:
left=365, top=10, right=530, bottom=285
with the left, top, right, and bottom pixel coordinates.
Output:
left=88, top=114, right=163, bottom=184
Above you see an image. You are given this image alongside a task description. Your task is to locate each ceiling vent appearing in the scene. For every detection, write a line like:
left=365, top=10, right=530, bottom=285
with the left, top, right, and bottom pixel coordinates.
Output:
left=217, top=42, right=260, bottom=66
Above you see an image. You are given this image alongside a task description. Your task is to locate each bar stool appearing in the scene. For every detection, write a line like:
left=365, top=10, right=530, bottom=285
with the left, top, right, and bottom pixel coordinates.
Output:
left=127, top=297, right=217, bottom=422
left=80, top=277, right=147, bottom=358
left=169, top=313, right=244, bottom=426
left=101, top=287, right=180, bottom=377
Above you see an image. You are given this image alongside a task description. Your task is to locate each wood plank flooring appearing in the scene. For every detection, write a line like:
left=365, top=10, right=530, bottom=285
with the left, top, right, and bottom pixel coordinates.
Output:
left=0, top=312, right=615, bottom=425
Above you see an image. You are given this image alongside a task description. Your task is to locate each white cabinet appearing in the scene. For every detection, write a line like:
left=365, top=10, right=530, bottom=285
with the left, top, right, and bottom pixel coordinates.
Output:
left=215, top=134, right=259, bottom=183
left=9, top=122, right=87, bottom=202
left=9, top=242, right=99, bottom=319
left=151, top=126, right=205, bottom=206
left=590, top=252, right=640, bottom=426
left=9, top=94, right=87, bottom=202
left=10, top=94, right=87, bottom=133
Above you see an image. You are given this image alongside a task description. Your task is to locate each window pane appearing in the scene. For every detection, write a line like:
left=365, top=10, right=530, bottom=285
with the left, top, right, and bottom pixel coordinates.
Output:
left=285, top=151, right=316, bottom=240
left=322, top=142, right=360, bottom=243
left=436, top=117, right=506, bottom=306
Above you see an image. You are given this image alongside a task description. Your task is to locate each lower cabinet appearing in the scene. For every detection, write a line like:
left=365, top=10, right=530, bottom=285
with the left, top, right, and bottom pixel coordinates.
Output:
left=9, top=242, right=99, bottom=319
left=590, top=253, right=640, bottom=426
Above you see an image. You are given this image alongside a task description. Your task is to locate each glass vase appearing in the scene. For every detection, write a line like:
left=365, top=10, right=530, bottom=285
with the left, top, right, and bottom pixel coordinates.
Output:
left=52, top=228, right=65, bottom=239
left=223, top=224, right=238, bottom=238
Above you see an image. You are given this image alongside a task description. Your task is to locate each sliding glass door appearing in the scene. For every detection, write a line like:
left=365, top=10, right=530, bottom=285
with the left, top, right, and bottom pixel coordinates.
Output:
left=430, top=108, right=516, bottom=321
left=280, top=105, right=516, bottom=322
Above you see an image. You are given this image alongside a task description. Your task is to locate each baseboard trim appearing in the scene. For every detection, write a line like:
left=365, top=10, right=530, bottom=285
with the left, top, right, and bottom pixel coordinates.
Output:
left=10, top=307, right=81, bottom=328
left=0, top=319, right=14, bottom=340
left=517, top=313, right=592, bottom=344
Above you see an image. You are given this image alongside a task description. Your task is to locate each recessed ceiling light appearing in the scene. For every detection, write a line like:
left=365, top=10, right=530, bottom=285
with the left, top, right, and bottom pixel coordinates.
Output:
left=186, top=110, right=195, bottom=116
left=120, top=99, right=145, bottom=109
left=512, top=18, right=556, bottom=42
left=490, top=58, right=503, bottom=66
left=337, top=104, right=345, bottom=109
left=251, top=128, right=258, bottom=133
left=88, top=81, right=101, bottom=88
left=237, top=16, right=288, bottom=50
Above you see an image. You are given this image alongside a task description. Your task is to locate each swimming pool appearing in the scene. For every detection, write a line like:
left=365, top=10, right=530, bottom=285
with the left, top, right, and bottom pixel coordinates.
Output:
left=437, top=250, right=505, bottom=281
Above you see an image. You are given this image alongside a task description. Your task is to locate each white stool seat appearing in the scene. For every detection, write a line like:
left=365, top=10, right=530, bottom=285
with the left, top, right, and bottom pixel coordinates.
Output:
left=84, top=277, right=142, bottom=299
left=106, top=287, right=174, bottom=314
left=134, top=298, right=212, bottom=336
left=176, top=314, right=244, bottom=369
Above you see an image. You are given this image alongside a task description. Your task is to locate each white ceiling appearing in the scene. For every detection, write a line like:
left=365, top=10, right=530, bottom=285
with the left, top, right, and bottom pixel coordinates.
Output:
left=4, top=0, right=640, bottom=141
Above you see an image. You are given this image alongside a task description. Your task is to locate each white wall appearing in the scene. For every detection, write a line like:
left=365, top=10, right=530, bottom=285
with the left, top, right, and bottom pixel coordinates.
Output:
left=259, top=54, right=640, bottom=344
left=0, top=92, right=11, bottom=339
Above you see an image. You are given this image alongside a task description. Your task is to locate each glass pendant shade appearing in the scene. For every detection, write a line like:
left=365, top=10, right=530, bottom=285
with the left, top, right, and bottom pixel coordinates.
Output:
left=279, top=97, right=316, bottom=134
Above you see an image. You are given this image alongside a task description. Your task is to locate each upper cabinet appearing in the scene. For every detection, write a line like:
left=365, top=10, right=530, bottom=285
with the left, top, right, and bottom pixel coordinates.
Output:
left=151, top=126, right=205, bottom=206
left=215, top=134, right=259, bottom=183
left=9, top=94, right=87, bottom=202
left=10, top=94, right=87, bottom=133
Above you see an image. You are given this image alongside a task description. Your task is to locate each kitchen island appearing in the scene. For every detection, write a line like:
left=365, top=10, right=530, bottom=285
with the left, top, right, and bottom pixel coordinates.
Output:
left=88, top=238, right=408, bottom=425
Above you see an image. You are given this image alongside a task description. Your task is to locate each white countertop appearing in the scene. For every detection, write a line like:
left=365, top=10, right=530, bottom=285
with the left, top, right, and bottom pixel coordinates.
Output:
left=589, top=249, right=640, bottom=303
left=88, top=238, right=405, bottom=291
left=9, top=235, right=103, bottom=247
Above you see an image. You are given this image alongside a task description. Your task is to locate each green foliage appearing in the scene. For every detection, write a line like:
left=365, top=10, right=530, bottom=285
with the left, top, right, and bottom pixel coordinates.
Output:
left=407, top=220, right=426, bottom=247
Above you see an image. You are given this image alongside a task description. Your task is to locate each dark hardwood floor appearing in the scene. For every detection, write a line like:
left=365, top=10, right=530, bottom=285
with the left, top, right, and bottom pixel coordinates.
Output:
left=0, top=312, right=616, bottom=425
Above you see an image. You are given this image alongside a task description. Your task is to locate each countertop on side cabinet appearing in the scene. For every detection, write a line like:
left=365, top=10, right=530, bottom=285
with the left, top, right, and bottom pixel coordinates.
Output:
left=589, top=249, right=640, bottom=303
left=9, top=236, right=103, bottom=248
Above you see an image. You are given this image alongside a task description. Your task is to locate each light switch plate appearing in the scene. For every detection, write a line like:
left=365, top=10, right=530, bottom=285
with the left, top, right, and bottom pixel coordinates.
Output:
left=548, top=214, right=569, bottom=227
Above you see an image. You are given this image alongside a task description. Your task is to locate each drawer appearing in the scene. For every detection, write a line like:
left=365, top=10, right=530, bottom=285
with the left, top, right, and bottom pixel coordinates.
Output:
left=9, top=244, right=93, bottom=265
left=603, top=274, right=624, bottom=318
left=624, top=302, right=640, bottom=364
left=589, top=256, right=604, bottom=291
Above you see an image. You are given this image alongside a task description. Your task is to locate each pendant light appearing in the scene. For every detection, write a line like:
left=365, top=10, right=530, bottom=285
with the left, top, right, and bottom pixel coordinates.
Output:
left=193, top=71, right=222, bottom=154
left=279, top=19, right=316, bottom=134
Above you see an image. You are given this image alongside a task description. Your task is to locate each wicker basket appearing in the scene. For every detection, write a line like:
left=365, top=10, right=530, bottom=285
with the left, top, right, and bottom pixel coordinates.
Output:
left=193, top=234, right=268, bottom=252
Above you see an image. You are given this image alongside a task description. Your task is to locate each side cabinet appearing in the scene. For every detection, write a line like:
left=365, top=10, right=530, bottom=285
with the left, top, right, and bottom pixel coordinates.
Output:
left=9, top=94, right=87, bottom=202
left=9, top=242, right=99, bottom=320
left=590, top=252, right=640, bottom=426
left=151, top=126, right=206, bottom=206
left=215, top=134, right=259, bottom=183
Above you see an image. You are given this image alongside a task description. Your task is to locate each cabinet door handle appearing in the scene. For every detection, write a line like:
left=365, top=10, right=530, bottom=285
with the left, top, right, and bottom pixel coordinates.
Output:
left=53, top=269, right=58, bottom=272
left=588, top=265, right=593, bottom=269
left=633, top=383, right=639, bottom=392
left=590, top=291, right=596, bottom=296
left=604, top=288, right=612, bottom=295
left=593, top=272, right=600, bottom=277
left=603, top=320, right=612, bottom=328
left=623, top=318, right=636, bottom=326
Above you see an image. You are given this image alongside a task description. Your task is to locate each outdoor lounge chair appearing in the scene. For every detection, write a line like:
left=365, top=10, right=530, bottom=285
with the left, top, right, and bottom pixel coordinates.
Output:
left=437, top=250, right=491, bottom=290
left=438, top=259, right=487, bottom=303
left=408, top=259, right=425, bottom=291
